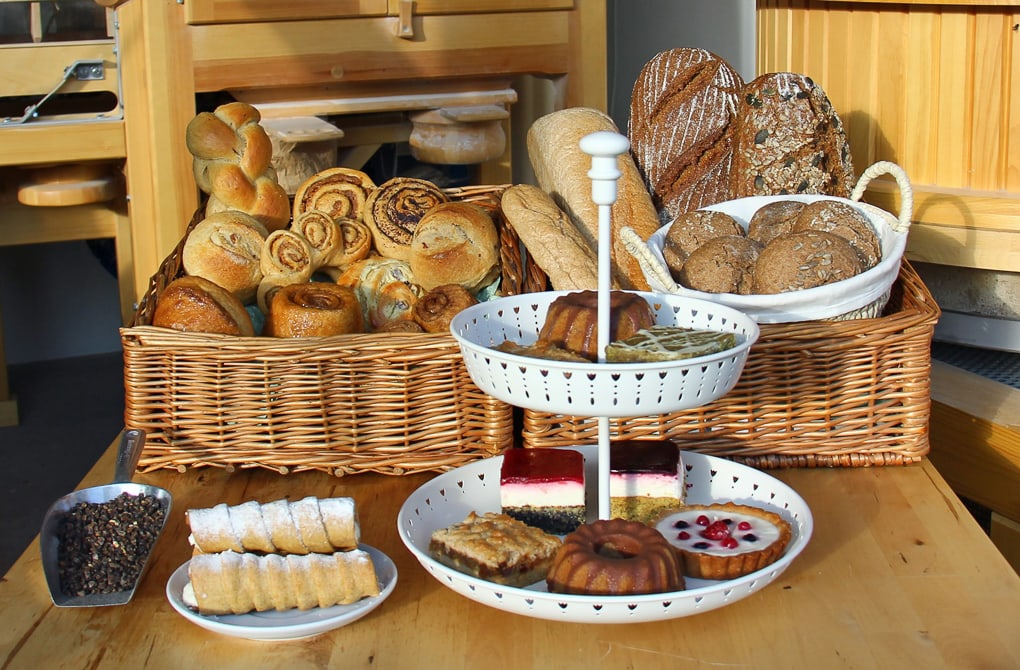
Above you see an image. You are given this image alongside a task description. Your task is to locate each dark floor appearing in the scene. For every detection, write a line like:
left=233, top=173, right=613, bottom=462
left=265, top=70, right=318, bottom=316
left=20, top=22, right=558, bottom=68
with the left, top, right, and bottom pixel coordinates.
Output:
left=0, top=351, right=124, bottom=575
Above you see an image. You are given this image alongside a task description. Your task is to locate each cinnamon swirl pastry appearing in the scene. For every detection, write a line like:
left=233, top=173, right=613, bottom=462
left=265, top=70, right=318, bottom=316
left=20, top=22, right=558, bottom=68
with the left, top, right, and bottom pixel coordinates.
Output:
left=290, top=210, right=343, bottom=268
left=330, top=217, right=373, bottom=269
left=336, top=257, right=424, bottom=331
left=265, top=282, right=364, bottom=337
left=376, top=319, right=425, bottom=334
left=413, top=284, right=478, bottom=334
left=364, top=177, right=449, bottom=261
left=257, top=230, right=314, bottom=312
left=182, top=210, right=268, bottom=303
left=292, top=167, right=376, bottom=223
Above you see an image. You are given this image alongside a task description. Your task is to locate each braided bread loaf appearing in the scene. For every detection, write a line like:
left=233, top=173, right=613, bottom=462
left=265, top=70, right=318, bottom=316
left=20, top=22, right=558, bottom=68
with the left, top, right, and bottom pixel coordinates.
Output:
left=186, top=102, right=291, bottom=232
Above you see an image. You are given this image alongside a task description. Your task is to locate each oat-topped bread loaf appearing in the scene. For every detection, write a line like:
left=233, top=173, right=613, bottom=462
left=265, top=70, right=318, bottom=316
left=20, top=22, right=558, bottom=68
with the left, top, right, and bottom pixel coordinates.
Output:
left=732, top=72, right=855, bottom=199
left=629, top=48, right=744, bottom=219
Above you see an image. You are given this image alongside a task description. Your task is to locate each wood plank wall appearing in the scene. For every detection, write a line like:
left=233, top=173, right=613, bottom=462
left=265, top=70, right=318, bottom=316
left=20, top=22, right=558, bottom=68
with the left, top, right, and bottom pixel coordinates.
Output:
left=756, top=1, right=1020, bottom=273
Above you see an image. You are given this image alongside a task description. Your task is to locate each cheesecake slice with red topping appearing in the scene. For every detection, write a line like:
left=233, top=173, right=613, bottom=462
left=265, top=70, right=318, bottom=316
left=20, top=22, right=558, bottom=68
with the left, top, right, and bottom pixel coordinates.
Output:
left=500, top=448, right=586, bottom=535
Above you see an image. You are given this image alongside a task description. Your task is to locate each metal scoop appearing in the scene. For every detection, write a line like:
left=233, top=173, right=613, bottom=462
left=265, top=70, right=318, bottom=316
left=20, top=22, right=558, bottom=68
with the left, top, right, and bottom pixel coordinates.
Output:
left=40, top=429, right=172, bottom=607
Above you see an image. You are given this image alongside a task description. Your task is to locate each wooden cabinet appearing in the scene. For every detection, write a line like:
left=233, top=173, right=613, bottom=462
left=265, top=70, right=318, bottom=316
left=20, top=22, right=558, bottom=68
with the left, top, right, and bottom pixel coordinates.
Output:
left=116, top=0, right=606, bottom=304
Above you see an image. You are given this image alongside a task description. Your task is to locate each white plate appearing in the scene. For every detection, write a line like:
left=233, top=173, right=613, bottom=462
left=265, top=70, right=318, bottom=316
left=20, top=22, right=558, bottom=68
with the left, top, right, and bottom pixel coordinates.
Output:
left=398, top=448, right=812, bottom=624
left=644, top=195, right=908, bottom=323
left=166, top=545, right=397, bottom=640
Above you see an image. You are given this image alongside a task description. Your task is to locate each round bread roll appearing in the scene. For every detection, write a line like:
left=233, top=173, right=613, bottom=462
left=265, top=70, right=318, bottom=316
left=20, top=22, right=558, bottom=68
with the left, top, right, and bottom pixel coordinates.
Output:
left=662, top=210, right=744, bottom=280
left=793, top=199, right=881, bottom=269
left=265, top=282, right=363, bottom=337
left=182, top=210, right=268, bottom=303
left=408, top=202, right=500, bottom=292
left=752, top=229, right=863, bottom=294
left=747, top=200, right=805, bottom=247
left=678, top=235, right=762, bottom=294
left=152, top=275, right=255, bottom=336
left=413, top=283, right=478, bottom=334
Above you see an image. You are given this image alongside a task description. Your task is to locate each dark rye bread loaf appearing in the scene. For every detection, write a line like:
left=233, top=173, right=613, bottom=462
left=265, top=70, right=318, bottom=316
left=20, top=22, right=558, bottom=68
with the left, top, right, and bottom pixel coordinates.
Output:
left=629, top=48, right=744, bottom=220
left=731, top=72, right=855, bottom=199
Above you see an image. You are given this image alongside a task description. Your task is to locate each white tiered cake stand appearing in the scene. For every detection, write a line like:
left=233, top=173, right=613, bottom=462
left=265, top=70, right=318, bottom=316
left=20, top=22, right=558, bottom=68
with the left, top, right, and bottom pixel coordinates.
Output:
left=398, top=132, right=812, bottom=623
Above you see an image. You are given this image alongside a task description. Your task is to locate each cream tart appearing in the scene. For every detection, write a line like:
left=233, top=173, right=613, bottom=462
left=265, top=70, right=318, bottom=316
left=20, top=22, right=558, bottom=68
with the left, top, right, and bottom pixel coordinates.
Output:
left=654, top=502, right=792, bottom=580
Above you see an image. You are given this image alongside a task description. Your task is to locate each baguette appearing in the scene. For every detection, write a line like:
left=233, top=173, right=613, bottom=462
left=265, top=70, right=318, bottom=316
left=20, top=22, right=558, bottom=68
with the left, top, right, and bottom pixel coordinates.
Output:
left=499, top=184, right=602, bottom=291
left=526, top=108, right=660, bottom=290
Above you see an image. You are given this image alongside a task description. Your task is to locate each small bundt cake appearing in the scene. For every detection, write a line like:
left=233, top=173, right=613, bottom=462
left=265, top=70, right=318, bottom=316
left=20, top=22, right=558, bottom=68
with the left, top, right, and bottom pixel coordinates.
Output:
left=537, top=290, right=655, bottom=362
left=546, top=518, right=685, bottom=595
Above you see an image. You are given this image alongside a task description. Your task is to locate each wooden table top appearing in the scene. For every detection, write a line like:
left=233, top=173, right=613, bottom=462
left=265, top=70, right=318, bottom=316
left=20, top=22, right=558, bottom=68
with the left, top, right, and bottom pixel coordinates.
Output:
left=2, top=436, right=1019, bottom=670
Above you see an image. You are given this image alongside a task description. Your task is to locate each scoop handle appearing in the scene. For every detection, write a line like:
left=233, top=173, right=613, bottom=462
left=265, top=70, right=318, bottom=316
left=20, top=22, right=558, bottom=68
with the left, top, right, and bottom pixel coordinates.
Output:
left=114, top=429, right=146, bottom=483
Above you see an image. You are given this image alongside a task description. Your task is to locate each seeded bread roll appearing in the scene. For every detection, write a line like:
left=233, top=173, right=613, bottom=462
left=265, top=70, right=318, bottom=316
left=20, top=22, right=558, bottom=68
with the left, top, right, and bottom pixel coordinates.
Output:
left=662, top=210, right=744, bottom=280
left=629, top=48, right=744, bottom=218
left=732, top=72, right=855, bottom=199
left=752, top=229, right=863, bottom=294
left=182, top=210, right=268, bottom=303
left=793, top=199, right=881, bottom=269
left=677, top=235, right=762, bottom=294
left=747, top=200, right=805, bottom=247
left=526, top=107, right=659, bottom=290
left=499, top=184, right=601, bottom=291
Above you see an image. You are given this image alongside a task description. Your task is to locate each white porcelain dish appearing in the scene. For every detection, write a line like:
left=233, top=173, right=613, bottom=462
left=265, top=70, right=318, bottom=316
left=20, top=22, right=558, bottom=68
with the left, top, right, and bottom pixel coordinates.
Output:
left=166, top=545, right=397, bottom=640
left=450, top=290, right=759, bottom=417
left=397, top=448, right=812, bottom=624
left=641, top=194, right=908, bottom=323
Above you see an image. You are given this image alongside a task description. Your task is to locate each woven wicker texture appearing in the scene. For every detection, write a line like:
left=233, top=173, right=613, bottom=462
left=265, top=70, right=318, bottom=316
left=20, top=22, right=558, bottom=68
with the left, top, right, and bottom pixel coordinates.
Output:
left=124, top=185, right=538, bottom=477
left=521, top=260, right=940, bottom=467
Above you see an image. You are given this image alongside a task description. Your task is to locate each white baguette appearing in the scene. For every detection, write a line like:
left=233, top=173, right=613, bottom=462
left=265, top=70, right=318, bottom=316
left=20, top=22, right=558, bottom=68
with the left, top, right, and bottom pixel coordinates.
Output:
left=526, top=107, right=661, bottom=290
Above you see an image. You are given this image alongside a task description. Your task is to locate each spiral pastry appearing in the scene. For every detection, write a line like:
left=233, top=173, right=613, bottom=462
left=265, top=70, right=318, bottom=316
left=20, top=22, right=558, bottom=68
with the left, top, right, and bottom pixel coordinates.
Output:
left=266, top=282, right=364, bottom=337
left=292, top=167, right=376, bottom=223
left=376, top=319, right=425, bottom=334
left=290, top=210, right=343, bottom=268
left=336, top=257, right=424, bottom=331
left=412, top=284, right=478, bottom=334
left=364, top=177, right=449, bottom=261
left=257, top=230, right=314, bottom=312
left=329, top=217, right=374, bottom=269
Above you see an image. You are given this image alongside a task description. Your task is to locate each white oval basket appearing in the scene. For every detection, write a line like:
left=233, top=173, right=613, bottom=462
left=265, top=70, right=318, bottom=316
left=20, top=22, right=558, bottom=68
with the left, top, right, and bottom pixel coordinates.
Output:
left=622, top=161, right=913, bottom=324
left=449, top=290, right=759, bottom=418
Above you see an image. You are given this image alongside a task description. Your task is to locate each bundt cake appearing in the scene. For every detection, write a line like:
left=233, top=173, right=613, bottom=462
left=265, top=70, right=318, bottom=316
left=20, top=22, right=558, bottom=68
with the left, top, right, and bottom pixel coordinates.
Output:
left=545, top=518, right=685, bottom=595
left=537, top=290, right=655, bottom=362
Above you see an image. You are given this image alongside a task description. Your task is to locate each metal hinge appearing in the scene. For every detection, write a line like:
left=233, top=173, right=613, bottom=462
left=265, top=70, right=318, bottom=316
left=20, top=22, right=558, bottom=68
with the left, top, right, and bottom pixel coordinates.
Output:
left=3, top=59, right=107, bottom=125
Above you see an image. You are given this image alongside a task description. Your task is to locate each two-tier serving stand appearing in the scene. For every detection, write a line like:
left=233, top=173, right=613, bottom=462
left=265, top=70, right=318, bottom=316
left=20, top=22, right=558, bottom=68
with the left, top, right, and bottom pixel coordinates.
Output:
left=399, top=132, right=813, bottom=623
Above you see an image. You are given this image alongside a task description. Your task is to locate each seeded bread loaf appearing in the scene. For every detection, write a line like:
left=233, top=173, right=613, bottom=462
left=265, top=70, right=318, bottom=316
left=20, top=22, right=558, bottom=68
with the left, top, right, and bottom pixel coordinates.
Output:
left=731, top=72, right=855, bottom=199
left=629, top=48, right=744, bottom=219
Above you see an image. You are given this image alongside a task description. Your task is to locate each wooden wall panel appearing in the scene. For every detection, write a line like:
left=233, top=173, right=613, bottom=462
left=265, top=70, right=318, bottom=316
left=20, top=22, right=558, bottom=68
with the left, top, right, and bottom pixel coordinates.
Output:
left=757, top=1, right=1020, bottom=272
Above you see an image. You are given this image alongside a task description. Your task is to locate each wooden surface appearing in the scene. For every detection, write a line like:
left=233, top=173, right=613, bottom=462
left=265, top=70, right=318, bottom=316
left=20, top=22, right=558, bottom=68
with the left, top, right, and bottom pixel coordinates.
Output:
left=756, top=1, right=1020, bottom=273
left=2, top=437, right=1020, bottom=669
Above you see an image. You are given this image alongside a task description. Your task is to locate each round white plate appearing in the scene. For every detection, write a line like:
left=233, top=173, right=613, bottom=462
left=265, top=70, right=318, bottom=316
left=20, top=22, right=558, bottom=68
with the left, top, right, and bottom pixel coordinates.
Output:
left=166, top=545, right=397, bottom=640
left=398, top=448, right=812, bottom=624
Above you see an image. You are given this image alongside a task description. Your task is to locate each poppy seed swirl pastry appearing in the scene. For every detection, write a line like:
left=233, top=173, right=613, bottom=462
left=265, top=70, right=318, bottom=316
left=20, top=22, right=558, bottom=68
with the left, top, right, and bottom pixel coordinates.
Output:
left=265, top=282, right=364, bottom=337
left=413, top=283, right=478, bottom=334
left=546, top=518, right=685, bottom=595
left=292, top=167, right=376, bottom=223
left=655, top=502, right=792, bottom=580
left=364, top=177, right=449, bottom=261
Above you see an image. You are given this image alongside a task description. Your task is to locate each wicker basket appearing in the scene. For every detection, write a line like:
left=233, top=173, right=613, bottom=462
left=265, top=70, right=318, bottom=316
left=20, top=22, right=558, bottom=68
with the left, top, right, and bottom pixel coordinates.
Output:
left=123, top=185, right=544, bottom=477
left=520, top=259, right=940, bottom=467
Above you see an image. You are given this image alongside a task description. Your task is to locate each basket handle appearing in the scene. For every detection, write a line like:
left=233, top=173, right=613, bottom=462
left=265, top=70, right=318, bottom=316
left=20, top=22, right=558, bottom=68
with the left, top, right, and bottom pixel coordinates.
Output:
left=850, top=161, right=913, bottom=234
left=621, top=226, right=680, bottom=292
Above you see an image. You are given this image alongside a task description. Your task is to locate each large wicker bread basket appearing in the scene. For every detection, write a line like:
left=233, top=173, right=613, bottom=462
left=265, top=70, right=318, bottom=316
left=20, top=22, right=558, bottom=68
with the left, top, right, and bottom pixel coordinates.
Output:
left=122, top=185, right=542, bottom=477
